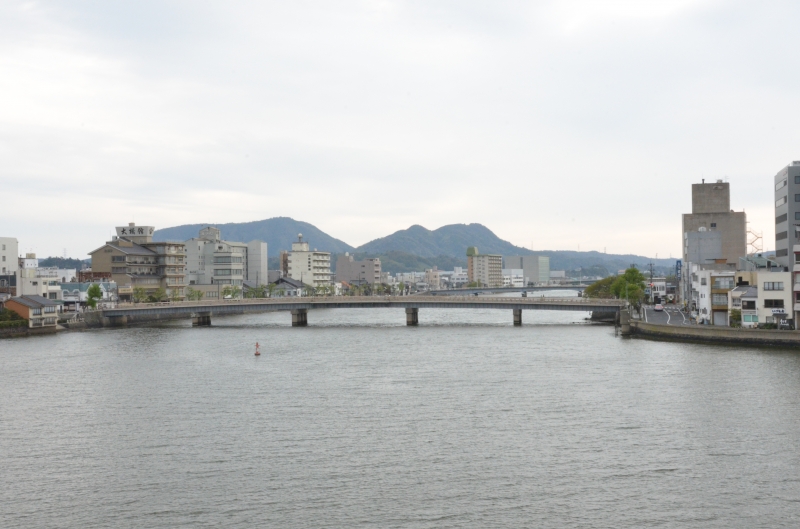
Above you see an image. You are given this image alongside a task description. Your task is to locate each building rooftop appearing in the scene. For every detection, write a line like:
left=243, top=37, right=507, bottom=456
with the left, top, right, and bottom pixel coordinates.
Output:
left=11, top=295, right=60, bottom=308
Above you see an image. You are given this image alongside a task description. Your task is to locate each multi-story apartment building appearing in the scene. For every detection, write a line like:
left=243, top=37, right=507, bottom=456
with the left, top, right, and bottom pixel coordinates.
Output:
left=467, top=247, right=503, bottom=288
left=774, top=161, right=800, bottom=267
left=502, top=269, right=525, bottom=288
left=5, top=295, right=59, bottom=330
left=287, top=234, right=331, bottom=288
left=89, top=223, right=187, bottom=300
left=424, top=267, right=441, bottom=290
left=0, top=237, right=18, bottom=275
left=504, top=255, right=550, bottom=286
left=184, top=227, right=268, bottom=289
left=693, top=269, right=735, bottom=325
left=335, top=253, right=381, bottom=284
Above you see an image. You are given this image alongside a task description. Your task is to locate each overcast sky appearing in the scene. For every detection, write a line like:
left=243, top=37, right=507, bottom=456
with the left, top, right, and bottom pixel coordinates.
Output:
left=2, top=0, right=799, bottom=259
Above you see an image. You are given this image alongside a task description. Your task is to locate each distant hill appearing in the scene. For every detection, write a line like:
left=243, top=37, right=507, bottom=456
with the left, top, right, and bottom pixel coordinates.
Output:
left=38, top=256, right=90, bottom=269
left=154, top=217, right=354, bottom=257
left=355, top=223, right=533, bottom=258
left=155, top=217, right=677, bottom=276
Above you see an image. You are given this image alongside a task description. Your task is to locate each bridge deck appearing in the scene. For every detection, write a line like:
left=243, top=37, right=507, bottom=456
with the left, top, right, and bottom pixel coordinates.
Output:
left=101, top=296, right=625, bottom=318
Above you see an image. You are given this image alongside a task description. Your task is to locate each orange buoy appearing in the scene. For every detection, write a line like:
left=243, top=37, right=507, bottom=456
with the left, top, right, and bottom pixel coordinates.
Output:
left=255, top=342, right=261, bottom=356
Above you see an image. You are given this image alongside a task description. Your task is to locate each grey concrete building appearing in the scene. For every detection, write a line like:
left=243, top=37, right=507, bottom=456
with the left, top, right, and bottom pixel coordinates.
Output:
left=682, top=181, right=746, bottom=267
left=774, top=161, right=800, bottom=267
left=184, top=226, right=268, bottom=287
left=335, top=253, right=381, bottom=284
left=504, top=255, right=551, bottom=286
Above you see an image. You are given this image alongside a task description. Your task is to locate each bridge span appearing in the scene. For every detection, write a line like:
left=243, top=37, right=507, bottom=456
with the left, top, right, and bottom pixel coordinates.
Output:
left=96, top=295, right=625, bottom=327
left=428, top=285, right=593, bottom=296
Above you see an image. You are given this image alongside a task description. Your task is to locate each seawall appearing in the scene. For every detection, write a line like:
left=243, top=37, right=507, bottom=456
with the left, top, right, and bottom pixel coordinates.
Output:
left=631, top=321, right=800, bottom=347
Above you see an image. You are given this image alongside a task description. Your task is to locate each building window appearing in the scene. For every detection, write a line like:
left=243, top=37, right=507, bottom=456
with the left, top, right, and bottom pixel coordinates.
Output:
left=777, top=213, right=788, bottom=224
left=764, top=282, right=784, bottom=291
left=777, top=179, right=788, bottom=190
left=743, top=315, right=758, bottom=323
left=796, top=212, right=800, bottom=221
left=742, top=300, right=756, bottom=310
left=712, top=294, right=727, bottom=305
left=796, top=194, right=800, bottom=202
left=776, top=249, right=789, bottom=257
left=712, top=277, right=733, bottom=289
left=796, top=175, right=800, bottom=184
left=764, top=299, right=785, bottom=308
left=777, top=196, right=788, bottom=207
left=777, top=231, right=788, bottom=241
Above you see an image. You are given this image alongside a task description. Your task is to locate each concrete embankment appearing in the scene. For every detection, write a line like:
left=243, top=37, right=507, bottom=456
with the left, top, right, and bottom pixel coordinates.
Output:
left=630, top=321, right=800, bottom=347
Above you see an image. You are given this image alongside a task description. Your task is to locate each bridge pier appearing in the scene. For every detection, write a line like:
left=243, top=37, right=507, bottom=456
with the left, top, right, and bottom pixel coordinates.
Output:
left=192, top=312, right=211, bottom=326
left=513, top=309, right=522, bottom=326
left=620, top=309, right=631, bottom=336
left=291, top=309, right=308, bottom=327
left=405, top=308, right=418, bottom=326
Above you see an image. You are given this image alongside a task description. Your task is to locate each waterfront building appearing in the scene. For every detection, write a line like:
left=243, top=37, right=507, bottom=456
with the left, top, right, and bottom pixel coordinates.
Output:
left=270, top=276, right=307, bottom=297
left=89, top=223, right=187, bottom=301
left=15, top=254, right=63, bottom=300
left=286, top=234, right=331, bottom=288
left=336, top=253, right=381, bottom=284
left=0, top=237, right=18, bottom=275
left=60, top=282, right=117, bottom=311
left=467, top=247, right=503, bottom=288
left=692, top=268, right=735, bottom=325
left=729, top=285, right=758, bottom=328
left=774, top=161, right=800, bottom=267
left=5, top=295, right=59, bottom=329
left=450, top=267, right=469, bottom=288
left=504, top=255, right=550, bottom=286
left=680, top=180, right=747, bottom=303
left=184, top=227, right=268, bottom=292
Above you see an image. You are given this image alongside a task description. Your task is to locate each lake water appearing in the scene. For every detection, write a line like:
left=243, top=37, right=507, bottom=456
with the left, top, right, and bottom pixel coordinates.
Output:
left=2, top=302, right=800, bottom=527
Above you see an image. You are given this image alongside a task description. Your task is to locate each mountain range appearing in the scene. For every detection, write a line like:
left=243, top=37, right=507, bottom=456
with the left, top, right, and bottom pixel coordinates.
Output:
left=154, top=217, right=677, bottom=275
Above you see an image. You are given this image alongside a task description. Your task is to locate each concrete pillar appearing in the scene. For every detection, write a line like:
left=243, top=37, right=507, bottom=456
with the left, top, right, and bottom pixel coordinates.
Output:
left=620, top=309, right=631, bottom=336
left=192, top=312, right=211, bottom=327
left=405, top=307, right=419, bottom=326
left=291, top=309, right=308, bottom=327
left=513, top=309, right=522, bottom=326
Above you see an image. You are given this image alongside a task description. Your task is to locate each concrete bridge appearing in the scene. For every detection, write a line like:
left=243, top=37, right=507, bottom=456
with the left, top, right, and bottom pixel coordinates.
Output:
left=95, top=295, right=625, bottom=328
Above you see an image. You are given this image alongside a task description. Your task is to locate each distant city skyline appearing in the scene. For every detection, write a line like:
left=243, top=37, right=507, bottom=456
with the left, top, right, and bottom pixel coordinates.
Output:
left=2, top=1, right=798, bottom=258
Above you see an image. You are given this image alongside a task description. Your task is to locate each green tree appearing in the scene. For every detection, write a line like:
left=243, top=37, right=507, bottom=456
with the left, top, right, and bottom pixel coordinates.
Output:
left=132, top=286, right=147, bottom=303
left=169, top=288, right=181, bottom=302
left=398, top=282, right=405, bottom=295
left=611, top=268, right=646, bottom=309
left=186, top=287, right=204, bottom=301
left=729, top=308, right=742, bottom=328
left=267, top=283, right=276, bottom=298
left=86, top=283, right=103, bottom=309
left=147, top=287, right=167, bottom=303
left=584, top=277, right=615, bottom=299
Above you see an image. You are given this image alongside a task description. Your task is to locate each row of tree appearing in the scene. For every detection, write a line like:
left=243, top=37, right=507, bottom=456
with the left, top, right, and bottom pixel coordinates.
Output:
left=583, top=267, right=648, bottom=309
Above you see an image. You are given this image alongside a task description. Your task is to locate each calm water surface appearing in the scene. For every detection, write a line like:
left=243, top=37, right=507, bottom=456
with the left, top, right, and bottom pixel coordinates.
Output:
left=2, top=304, right=800, bottom=527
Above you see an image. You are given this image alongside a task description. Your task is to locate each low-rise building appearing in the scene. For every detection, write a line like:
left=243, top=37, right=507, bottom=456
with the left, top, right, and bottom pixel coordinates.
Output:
left=425, top=267, right=441, bottom=290
left=16, top=254, right=62, bottom=300
left=729, top=285, right=758, bottom=327
left=60, top=282, right=117, bottom=311
left=502, top=268, right=525, bottom=288
left=336, top=253, right=381, bottom=284
left=5, top=295, right=59, bottom=330
left=693, top=269, right=735, bottom=325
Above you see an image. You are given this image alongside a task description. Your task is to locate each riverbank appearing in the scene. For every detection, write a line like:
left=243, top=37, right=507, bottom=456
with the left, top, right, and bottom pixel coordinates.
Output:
left=631, top=320, right=800, bottom=347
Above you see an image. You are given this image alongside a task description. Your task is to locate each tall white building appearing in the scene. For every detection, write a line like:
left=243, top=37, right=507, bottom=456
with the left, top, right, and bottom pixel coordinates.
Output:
left=287, top=234, right=331, bottom=287
left=0, top=237, right=18, bottom=274
left=504, top=255, right=550, bottom=286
